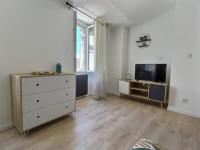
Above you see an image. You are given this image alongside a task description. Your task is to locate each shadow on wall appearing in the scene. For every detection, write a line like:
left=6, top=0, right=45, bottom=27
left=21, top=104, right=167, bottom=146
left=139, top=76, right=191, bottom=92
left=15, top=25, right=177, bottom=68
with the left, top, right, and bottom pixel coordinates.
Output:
left=169, top=86, right=178, bottom=106
left=166, top=65, right=171, bottom=84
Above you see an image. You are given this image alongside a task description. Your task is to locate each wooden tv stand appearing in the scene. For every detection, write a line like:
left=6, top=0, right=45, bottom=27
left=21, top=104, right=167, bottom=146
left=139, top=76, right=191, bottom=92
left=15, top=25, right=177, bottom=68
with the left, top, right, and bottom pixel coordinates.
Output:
left=118, top=80, right=168, bottom=108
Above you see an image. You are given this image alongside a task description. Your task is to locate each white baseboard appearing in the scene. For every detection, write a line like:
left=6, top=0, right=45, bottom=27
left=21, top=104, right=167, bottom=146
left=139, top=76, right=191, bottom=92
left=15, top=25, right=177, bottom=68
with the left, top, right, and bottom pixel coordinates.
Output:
left=167, top=106, right=200, bottom=119
left=0, top=122, right=13, bottom=131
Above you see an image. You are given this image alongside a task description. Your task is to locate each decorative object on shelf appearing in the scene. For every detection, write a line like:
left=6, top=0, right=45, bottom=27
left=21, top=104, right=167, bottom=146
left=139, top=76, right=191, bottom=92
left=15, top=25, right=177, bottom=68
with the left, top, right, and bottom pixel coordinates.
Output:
left=136, top=34, right=151, bottom=48
left=32, top=72, right=57, bottom=75
left=56, top=63, right=62, bottom=73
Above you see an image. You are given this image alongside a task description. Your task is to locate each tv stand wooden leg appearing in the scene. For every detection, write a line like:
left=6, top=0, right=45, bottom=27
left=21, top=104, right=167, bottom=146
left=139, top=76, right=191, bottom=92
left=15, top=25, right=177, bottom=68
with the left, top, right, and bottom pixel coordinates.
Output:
left=160, top=103, right=163, bottom=108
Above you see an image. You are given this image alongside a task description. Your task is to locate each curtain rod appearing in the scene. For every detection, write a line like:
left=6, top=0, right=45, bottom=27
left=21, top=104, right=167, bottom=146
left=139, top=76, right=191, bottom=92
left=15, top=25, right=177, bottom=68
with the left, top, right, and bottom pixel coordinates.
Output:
left=66, top=2, right=96, bottom=21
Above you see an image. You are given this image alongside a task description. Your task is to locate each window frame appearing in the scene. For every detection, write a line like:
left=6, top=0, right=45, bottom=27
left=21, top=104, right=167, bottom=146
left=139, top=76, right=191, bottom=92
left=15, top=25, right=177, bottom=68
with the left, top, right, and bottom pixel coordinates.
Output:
left=87, top=25, right=95, bottom=72
left=76, top=20, right=95, bottom=73
left=76, top=21, right=88, bottom=72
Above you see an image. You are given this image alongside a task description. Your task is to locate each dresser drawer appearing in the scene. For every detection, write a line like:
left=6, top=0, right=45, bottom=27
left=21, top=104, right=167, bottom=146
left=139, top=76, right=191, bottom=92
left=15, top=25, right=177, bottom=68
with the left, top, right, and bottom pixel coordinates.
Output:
left=22, top=88, right=75, bottom=113
left=21, top=75, right=75, bottom=95
left=23, top=107, right=49, bottom=131
left=47, top=101, right=75, bottom=121
left=23, top=101, right=75, bottom=131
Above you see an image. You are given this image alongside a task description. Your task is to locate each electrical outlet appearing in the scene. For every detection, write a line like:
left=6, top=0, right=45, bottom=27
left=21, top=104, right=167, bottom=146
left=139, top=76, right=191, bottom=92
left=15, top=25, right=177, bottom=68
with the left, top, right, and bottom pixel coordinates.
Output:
left=182, top=98, right=189, bottom=104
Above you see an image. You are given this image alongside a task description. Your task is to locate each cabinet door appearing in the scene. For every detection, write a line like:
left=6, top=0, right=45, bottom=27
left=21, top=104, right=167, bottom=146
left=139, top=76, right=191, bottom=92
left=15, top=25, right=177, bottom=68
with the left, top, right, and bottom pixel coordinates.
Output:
left=149, top=84, right=166, bottom=102
left=119, top=80, right=129, bottom=94
left=76, top=75, right=88, bottom=97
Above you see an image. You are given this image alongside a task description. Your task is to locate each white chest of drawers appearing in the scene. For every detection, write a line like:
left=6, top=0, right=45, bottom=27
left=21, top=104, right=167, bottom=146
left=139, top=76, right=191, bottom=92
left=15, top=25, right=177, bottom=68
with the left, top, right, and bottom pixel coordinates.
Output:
left=11, top=73, right=76, bottom=133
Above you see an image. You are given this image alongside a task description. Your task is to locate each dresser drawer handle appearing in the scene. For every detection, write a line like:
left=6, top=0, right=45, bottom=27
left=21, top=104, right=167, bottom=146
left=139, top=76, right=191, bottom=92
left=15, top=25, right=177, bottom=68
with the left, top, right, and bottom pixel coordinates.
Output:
left=66, top=93, right=68, bottom=96
left=65, top=106, right=68, bottom=109
left=66, top=80, right=68, bottom=83
left=36, top=99, right=40, bottom=103
left=36, top=83, right=40, bottom=87
left=36, top=115, right=40, bottom=119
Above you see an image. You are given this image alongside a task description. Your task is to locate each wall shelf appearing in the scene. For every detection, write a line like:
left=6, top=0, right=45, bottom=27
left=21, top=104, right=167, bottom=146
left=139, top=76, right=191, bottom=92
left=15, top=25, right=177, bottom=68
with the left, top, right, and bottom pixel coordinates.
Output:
left=136, top=39, right=151, bottom=43
left=138, top=44, right=149, bottom=48
left=136, top=34, right=151, bottom=48
left=130, top=94, right=148, bottom=100
left=130, top=87, right=148, bottom=92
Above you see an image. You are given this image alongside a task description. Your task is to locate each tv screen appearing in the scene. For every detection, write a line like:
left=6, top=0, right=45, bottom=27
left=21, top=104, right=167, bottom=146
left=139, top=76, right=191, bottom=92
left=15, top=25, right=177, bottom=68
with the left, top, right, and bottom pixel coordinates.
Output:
left=135, top=64, right=167, bottom=82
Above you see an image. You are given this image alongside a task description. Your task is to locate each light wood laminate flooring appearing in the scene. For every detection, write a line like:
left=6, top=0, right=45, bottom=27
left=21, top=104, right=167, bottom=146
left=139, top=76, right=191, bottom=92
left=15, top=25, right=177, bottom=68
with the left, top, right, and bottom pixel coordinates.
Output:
left=0, top=96, right=200, bottom=150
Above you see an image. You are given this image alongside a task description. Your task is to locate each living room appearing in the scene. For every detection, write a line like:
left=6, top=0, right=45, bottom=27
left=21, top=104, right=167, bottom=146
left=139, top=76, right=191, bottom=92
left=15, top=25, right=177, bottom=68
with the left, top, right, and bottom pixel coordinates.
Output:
left=0, top=0, right=200, bottom=150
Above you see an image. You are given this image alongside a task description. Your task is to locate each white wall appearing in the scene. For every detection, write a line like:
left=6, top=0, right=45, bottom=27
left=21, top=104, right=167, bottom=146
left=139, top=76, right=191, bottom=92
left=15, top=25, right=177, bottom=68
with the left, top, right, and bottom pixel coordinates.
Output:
left=126, top=0, right=200, bottom=118
left=0, top=0, right=75, bottom=129
left=107, top=26, right=128, bottom=95
left=169, top=0, right=200, bottom=117
left=127, top=8, right=174, bottom=82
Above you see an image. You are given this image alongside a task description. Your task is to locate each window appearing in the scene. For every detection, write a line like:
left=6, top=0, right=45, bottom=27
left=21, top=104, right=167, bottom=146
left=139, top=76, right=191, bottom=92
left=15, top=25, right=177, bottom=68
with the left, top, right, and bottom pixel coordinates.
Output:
left=87, top=26, right=95, bottom=71
left=76, top=23, right=95, bottom=72
left=76, top=25, right=86, bottom=71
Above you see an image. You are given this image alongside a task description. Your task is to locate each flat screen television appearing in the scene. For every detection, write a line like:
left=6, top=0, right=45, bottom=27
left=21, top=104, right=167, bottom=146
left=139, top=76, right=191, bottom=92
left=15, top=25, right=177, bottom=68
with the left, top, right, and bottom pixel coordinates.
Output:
left=135, top=64, right=167, bottom=82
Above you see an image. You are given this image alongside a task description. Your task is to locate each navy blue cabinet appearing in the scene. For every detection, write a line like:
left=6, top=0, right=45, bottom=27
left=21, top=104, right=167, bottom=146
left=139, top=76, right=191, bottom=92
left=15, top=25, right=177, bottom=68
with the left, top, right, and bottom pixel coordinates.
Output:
left=76, top=75, right=88, bottom=97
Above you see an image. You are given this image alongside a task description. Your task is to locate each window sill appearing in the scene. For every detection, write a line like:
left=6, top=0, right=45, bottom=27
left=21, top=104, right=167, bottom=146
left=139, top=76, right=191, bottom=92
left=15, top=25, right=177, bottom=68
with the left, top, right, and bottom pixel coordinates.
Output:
left=76, top=71, right=94, bottom=75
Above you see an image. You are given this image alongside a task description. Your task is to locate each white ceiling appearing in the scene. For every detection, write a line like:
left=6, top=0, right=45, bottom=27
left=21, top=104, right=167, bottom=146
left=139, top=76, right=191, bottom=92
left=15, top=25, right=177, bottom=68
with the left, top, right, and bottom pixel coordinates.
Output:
left=71, top=0, right=175, bottom=27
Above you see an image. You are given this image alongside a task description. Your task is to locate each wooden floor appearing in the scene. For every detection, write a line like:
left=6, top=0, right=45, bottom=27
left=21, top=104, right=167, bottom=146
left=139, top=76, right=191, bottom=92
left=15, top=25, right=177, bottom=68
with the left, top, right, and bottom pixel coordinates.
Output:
left=0, top=96, right=200, bottom=150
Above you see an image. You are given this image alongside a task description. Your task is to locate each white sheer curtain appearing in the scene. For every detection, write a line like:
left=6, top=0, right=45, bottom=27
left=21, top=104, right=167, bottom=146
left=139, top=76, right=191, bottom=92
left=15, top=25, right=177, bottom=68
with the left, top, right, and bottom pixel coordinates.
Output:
left=92, top=21, right=107, bottom=99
